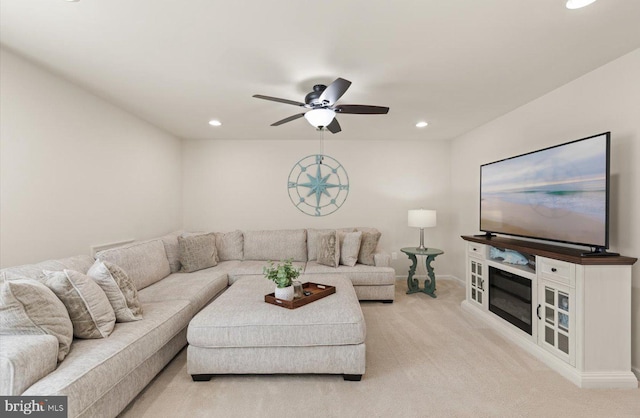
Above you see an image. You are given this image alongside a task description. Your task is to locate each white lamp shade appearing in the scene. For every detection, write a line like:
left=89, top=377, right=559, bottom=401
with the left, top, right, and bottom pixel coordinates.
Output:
left=304, top=108, right=336, bottom=127
left=408, top=209, right=437, bottom=228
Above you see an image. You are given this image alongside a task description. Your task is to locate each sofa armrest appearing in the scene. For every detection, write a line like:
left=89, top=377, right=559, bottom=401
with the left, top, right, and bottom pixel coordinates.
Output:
left=373, top=251, right=391, bottom=267
left=0, top=335, right=59, bottom=395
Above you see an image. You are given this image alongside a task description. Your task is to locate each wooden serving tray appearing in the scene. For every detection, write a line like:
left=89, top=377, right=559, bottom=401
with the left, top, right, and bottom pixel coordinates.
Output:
left=265, top=282, right=336, bottom=309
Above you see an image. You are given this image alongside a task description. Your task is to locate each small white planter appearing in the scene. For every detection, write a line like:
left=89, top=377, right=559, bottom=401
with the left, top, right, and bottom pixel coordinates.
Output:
left=274, top=285, right=294, bottom=301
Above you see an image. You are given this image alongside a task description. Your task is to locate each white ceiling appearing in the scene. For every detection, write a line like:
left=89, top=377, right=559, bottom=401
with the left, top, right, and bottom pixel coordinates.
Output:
left=1, top=0, right=639, bottom=141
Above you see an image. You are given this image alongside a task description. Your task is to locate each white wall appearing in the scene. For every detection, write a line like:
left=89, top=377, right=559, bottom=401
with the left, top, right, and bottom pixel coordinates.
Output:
left=449, top=49, right=640, bottom=372
left=182, top=138, right=452, bottom=275
left=0, top=49, right=183, bottom=267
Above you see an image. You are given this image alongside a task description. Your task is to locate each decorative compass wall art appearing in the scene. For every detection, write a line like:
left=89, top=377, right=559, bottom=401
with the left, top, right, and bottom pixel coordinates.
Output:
left=287, top=154, right=349, bottom=216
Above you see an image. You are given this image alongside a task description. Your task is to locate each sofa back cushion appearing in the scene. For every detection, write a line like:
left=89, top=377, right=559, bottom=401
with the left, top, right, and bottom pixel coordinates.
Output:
left=215, top=230, right=244, bottom=261
left=243, top=229, right=307, bottom=262
left=96, top=240, right=170, bottom=291
left=0, top=255, right=95, bottom=282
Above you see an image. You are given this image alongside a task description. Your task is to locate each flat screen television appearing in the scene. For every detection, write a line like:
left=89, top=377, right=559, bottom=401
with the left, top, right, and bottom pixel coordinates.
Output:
left=480, top=132, right=612, bottom=254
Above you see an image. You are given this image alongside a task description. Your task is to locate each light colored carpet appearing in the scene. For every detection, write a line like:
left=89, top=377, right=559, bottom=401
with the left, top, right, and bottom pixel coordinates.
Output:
left=119, top=279, right=639, bottom=418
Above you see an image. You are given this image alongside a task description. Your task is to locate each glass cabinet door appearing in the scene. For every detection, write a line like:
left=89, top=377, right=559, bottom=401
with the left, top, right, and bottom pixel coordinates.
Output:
left=469, top=260, right=485, bottom=307
left=539, top=281, right=574, bottom=366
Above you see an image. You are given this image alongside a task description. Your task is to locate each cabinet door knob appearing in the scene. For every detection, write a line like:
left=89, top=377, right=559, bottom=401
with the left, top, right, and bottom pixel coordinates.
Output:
left=537, top=304, right=542, bottom=320
left=551, top=267, right=557, bottom=273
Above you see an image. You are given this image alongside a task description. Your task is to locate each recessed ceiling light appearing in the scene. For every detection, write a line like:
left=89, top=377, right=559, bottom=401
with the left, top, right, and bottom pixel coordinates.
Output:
left=65, top=0, right=81, bottom=2
left=566, top=0, right=597, bottom=9
left=208, top=120, right=222, bottom=127
left=416, top=121, right=429, bottom=128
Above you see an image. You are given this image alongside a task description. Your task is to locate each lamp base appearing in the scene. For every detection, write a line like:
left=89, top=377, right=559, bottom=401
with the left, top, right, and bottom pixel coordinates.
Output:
left=416, top=228, right=428, bottom=252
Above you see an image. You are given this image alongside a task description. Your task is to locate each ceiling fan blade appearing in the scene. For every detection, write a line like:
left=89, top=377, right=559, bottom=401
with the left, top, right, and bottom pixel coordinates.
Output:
left=271, top=113, right=306, bottom=126
left=253, top=94, right=306, bottom=107
left=318, top=78, right=352, bottom=105
left=326, top=118, right=341, bottom=134
left=334, top=104, right=389, bottom=114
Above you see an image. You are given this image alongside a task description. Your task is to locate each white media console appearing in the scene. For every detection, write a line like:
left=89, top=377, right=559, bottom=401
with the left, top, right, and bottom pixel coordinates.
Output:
left=461, top=235, right=637, bottom=389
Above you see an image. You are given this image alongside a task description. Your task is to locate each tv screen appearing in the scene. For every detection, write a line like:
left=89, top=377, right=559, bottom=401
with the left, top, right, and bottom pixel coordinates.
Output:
left=480, top=132, right=610, bottom=250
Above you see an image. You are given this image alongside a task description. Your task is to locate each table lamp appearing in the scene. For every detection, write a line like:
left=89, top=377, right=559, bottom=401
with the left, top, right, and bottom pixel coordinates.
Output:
left=408, top=209, right=437, bottom=251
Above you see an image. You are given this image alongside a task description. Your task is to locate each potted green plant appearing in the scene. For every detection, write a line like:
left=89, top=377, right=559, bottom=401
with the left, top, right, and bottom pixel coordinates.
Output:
left=263, top=259, right=301, bottom=301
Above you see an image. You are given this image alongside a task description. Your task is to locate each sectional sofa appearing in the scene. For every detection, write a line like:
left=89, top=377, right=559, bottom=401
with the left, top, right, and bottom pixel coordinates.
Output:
left=0, top=228, right=395, bottom=418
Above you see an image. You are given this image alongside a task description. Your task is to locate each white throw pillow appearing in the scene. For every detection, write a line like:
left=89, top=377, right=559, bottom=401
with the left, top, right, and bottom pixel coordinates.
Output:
left=339, top=231, right=363, bottom=267
left=44, top=269, right=116, bottom=339
left=87, top=260, right=143, bottom=322
left=0, top=277, right=73, bottom=361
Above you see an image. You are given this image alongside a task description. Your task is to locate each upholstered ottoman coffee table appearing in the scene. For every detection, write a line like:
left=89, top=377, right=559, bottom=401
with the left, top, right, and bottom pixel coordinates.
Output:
left=187, top=275, right=366, bottom=381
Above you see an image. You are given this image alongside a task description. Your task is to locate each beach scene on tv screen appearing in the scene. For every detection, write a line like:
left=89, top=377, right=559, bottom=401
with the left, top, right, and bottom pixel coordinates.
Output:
left=481, top=135, right=607, bottom=247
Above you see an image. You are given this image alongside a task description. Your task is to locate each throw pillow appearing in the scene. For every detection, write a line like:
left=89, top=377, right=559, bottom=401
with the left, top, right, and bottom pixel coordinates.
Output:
left=178, top=233, right=218, bottom=273
left=339, top=231, right=363, bottom=267
left=358, top=230, right=382, bottom=266
left=87, top=260, right=143, bottom=322
left=317, top=231, right=340, bottom=268
left=160, top=232, right=182, bottom=273
left=0, top=277, right=74, bottom=361
left=44, top=269, right=116, bottom=339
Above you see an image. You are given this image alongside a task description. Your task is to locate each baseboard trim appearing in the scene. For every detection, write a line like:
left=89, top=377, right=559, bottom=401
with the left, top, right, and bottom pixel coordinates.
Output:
left=461, top=300, right=638, bottom=389
left=632, top=366, right=640, bottom=381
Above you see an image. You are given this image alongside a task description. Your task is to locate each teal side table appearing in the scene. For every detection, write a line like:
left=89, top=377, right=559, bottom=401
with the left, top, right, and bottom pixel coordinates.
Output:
left=400, top=247, right=444, bottom=298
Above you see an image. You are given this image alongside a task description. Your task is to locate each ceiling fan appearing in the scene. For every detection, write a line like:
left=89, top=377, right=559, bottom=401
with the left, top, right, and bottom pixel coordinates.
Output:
left=252, top=78, right=389, bottom=134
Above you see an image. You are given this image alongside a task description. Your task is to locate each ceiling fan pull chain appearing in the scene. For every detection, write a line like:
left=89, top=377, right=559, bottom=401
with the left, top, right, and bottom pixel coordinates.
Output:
left=320, top=128, right=325, bottom=163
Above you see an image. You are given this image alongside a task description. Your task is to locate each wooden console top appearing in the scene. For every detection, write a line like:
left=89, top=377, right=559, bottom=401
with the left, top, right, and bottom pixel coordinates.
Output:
left=461, top=235, right=637, bottom=266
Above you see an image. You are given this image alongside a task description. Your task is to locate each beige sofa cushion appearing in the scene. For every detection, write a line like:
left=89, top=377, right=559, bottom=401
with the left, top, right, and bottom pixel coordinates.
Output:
left=0, top=255, right=95, bottom=282
left=179, top=233, right=218, bottom=273
left=227, top=260, right=305, bottom=285
left=317, top=231, right=340, bottom=268
left=306, top=228, right=332, bottom=261
left=357, top=229, right=381, bottom=266
left=22, top=300, right=192, bottom=418
left=0, top=334, right=59, bottom=396
left=138, top=262, right=234, bottom=315
left=96, top=240, right=170, bottom=290
left=44, top=270, right=116, bottom=339
left=339, top=231, right=362, bottom=267
left=243, top=229, right=307, bottom=262
left=215, top=230, right=244, bottom=261
left=87, top=260, right=143, bottom=322
left=304, top=262, right=396, bottom=286
left=0, top=278, right=73, bottom=361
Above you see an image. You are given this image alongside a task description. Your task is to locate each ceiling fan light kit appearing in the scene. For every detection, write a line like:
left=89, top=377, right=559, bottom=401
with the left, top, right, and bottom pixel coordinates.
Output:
left=304, top=109, right=336, bottom=128
left=253, top=77, right=389, bottom=134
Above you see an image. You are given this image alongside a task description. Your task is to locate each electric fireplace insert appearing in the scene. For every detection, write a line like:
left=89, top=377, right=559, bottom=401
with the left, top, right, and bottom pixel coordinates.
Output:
left=488, top=266, right=532, bottom=335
